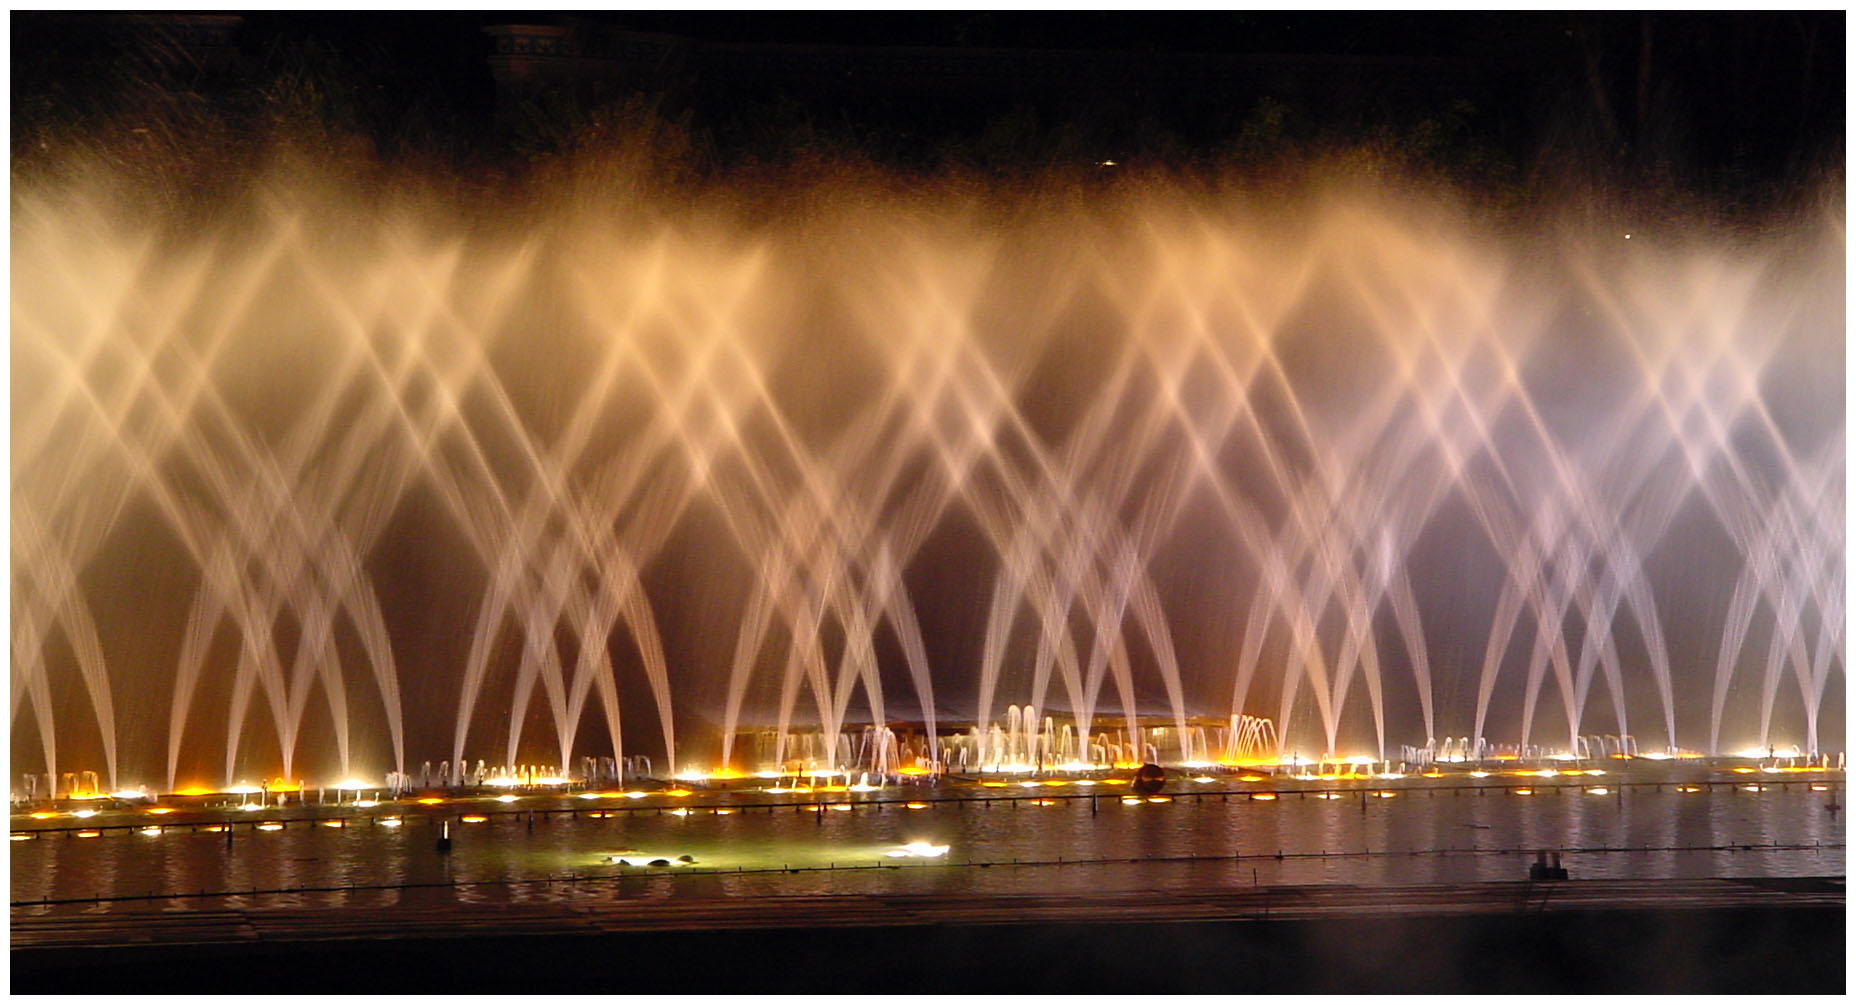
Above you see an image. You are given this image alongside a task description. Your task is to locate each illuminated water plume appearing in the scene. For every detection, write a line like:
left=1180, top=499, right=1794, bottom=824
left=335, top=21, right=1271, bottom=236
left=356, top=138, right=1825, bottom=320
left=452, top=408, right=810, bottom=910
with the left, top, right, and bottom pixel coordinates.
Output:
left=10, top=162, right=1842, bottom=793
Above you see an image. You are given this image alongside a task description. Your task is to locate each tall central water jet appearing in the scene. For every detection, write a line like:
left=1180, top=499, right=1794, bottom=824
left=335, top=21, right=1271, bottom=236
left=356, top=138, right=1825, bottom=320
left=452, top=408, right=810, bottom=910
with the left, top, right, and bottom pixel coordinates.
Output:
left=10, top=160, right=1843, bottom=793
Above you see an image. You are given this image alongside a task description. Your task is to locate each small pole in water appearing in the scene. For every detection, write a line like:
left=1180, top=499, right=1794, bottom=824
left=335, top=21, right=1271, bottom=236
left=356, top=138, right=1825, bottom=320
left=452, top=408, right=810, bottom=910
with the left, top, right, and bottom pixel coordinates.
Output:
left=436, top=819, right=452, bottom=853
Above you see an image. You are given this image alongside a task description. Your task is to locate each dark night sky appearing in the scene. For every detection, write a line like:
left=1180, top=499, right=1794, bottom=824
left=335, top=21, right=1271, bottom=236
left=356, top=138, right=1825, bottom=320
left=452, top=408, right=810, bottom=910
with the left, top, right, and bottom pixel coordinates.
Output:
left=11, top=11, right=1846, bottom=197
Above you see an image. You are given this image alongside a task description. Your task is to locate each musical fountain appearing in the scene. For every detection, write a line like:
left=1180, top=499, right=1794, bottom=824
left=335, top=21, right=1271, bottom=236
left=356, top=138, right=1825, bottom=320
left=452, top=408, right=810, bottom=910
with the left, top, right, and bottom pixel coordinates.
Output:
left=10, top=159, right=1843, bottom=799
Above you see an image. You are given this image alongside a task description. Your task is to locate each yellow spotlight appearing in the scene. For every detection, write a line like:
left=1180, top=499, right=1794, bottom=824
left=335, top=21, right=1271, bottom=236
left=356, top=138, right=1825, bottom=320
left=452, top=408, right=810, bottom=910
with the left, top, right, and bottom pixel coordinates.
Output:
left=10, top=834, right=32, bottom=841
left=1514, top=788, right=1534, bottom=796
left=256, top=822, right=283, bottom=831
left=663, top=789, right=693, bottom=798
left=496, top=794, right=518, bottom=804
left=76, top=830, right=100, bottom=838
left=1586, top=787, right=1609, bottom=795
left=379, top=818, right=404, bottom=827
left=461, top=815, right=487, bottom=823
left=138, top=826, right=163, bottom=836
left=415, top=797, right=445, bottom=806
left=1146, top=796, right=1171, bottom=804
left=28, top=811, right=57, bottom=820
left=1252, top=793, right=1277, bottom=801
left=905, top=802, right=930, bottom=810
left=322, top=820, right=344, bottom=828
left=1120, top=796, right=1142, bottom=805
left=71, top=809, right=97, bottom=819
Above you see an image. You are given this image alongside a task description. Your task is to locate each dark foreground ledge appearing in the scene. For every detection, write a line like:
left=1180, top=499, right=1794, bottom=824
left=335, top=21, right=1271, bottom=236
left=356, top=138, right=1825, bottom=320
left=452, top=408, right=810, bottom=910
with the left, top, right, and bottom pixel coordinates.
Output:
left=13, top=877, right=1844, bottom=992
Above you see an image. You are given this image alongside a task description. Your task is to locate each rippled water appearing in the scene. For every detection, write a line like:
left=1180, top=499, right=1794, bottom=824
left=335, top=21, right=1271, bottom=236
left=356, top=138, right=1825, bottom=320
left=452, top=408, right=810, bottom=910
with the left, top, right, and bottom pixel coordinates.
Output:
left=11, top=769, right=1843, bottom=916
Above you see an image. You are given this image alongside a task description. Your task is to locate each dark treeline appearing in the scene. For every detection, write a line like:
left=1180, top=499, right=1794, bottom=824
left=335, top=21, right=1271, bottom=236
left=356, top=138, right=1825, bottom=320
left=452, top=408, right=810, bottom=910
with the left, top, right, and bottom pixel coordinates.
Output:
left=11, top=12, right=1844, bottom=215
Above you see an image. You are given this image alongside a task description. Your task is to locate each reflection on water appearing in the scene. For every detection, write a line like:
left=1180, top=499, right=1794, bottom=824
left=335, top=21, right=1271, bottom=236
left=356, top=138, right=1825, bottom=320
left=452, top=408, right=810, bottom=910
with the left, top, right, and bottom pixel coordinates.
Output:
left=11, top=777, right=1843, bottom=915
